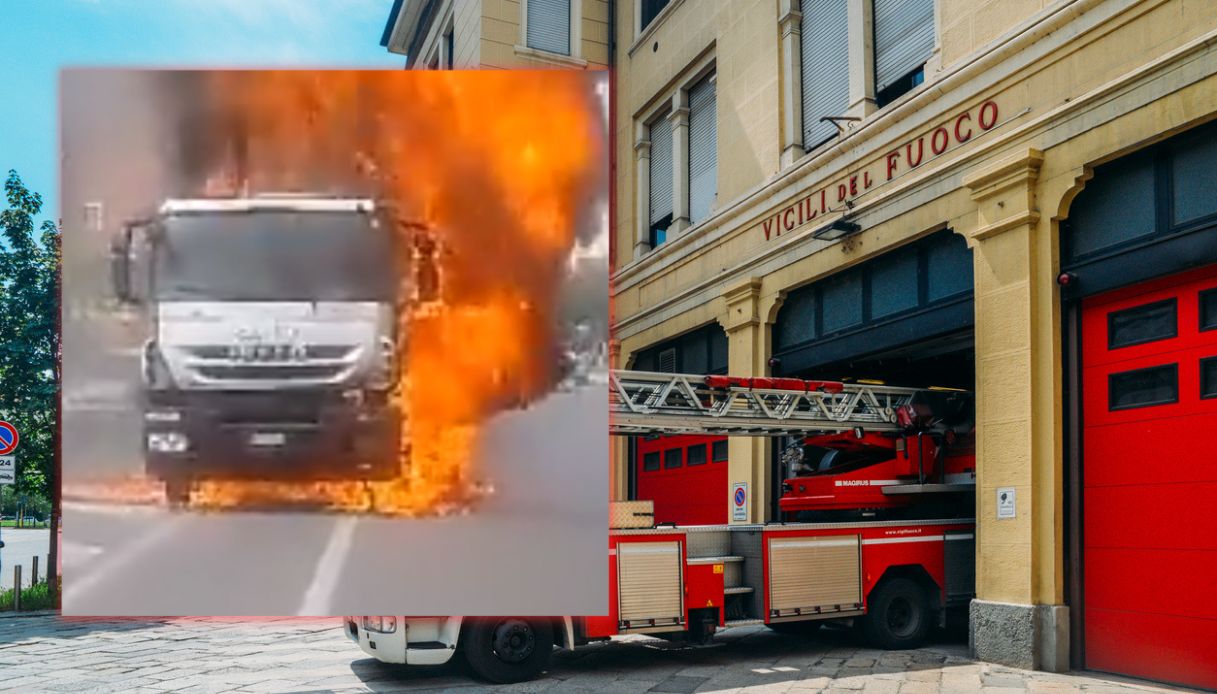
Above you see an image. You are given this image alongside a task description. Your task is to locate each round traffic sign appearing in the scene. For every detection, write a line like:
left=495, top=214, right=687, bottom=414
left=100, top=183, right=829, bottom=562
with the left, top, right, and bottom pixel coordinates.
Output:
left=0, top=421, right=17, bottom=455
left=733, top=487, right=746, bottom=507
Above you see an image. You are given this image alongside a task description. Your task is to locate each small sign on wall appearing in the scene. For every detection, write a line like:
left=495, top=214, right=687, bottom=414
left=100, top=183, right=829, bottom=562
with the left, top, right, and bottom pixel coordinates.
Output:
left=997, top=487, right=1016, bottom=519
left=731, top=482, right=748, bottom=522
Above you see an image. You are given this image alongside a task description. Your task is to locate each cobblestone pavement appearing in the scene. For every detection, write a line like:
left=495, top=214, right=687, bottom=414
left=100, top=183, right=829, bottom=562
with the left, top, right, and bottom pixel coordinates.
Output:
left=0, top=614, right=1198, bottom=693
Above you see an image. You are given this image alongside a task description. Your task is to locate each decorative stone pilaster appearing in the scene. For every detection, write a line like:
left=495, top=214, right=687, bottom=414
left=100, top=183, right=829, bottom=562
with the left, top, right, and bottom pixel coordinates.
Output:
left=846, top=0, right=877, bottom=120
left=633, top=131, right=652, bottom=258
left=962, top=148, right=1066, bottom=672
left=719, top=278, right=768, bottom=524
left=779, top=0, right=804, bottom=168
left=668, top=91, right=691, bottom=237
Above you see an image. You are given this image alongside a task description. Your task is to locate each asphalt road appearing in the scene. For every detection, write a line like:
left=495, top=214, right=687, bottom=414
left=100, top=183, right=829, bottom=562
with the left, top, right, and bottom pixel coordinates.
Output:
left=0, top=528, right=54, bottom=590
left=61, top=381, right=609, bottom=617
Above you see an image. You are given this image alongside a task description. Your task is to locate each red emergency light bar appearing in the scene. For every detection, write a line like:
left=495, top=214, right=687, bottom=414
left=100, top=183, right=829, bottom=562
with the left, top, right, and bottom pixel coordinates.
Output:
left=704, top=375, right=846, bottom=394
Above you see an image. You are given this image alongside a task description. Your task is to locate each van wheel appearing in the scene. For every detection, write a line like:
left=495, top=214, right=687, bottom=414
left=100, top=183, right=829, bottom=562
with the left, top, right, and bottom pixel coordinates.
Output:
left=164, top=477, right=192, bottom=509
left=461, top=618, right=552, bottom=684
left=860, top=578, right=931, bottom=650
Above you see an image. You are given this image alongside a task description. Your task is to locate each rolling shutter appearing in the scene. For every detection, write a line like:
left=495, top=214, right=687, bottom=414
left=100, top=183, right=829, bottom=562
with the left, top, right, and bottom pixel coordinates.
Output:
left=617, top=541, right=684, bottom=627
left=873, top=0, right=935, bottom=92
left=687, top=74, right=717, bottom=225
left=768, top=535, right=862, bottom=617
left=649, top=115, right=673, bottom=225
left=526, top=0, right=571, bottom=56
left=800, top=0, right=850, bottom=148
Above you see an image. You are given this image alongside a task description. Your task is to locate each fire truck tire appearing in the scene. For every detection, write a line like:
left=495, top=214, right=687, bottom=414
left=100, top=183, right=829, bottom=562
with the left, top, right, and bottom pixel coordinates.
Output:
left=859, top=578, right=931, bottom=650
left=461, top=618, right=553, bottom=684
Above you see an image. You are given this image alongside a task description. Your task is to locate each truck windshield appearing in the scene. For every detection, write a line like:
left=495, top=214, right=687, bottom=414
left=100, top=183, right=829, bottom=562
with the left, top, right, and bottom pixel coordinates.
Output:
left=153, top=210, right=396, bottom=301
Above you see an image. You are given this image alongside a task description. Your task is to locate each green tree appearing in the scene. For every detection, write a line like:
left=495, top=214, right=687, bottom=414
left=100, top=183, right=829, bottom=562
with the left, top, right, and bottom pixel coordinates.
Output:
left=0, top=171, right=59, bottom=582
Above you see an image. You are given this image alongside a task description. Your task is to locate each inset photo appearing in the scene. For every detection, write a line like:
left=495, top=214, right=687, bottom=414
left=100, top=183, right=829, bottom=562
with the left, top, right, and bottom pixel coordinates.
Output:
left=60, top=68, right=609, bottom=616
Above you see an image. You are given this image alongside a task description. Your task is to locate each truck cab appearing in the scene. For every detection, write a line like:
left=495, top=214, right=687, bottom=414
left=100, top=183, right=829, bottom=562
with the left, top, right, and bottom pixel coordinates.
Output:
left=111, top=195, right=405, bottom=505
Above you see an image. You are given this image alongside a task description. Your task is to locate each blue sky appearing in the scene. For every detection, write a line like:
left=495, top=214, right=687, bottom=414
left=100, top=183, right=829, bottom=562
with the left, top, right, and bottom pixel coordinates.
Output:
left=0, top=0, right=400, bottom=226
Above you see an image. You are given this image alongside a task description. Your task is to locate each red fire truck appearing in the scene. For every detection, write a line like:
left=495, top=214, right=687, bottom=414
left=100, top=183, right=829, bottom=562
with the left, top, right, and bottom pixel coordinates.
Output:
left=346, top=370, right=976, bottom=683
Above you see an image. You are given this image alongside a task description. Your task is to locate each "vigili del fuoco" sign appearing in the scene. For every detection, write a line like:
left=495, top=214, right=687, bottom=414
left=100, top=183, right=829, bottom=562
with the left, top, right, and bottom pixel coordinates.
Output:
left=760, top=100, right=1001, bottom=241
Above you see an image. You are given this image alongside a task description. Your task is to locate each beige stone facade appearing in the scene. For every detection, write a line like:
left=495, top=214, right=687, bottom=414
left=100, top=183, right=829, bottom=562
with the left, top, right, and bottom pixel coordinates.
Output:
left=611, top=0, right=1217, bottom=673
left=383, top=0, right=609, bottom=69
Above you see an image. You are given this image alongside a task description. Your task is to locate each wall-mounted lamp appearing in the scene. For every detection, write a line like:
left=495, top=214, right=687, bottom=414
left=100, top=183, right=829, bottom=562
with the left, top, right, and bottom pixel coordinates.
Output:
left=812, top=218, right=861, bottom=241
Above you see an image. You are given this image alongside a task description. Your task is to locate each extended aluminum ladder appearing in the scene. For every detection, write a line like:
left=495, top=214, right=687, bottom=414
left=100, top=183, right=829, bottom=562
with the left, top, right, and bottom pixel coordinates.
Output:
left=609, top=370, right=941, bottom=437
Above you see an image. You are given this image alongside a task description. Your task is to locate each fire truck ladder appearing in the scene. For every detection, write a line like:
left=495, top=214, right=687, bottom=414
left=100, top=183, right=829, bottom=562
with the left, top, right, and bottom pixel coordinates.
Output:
left=609, top=370, right=974, bottom=496
left=610, top=370, right=932, bottom=437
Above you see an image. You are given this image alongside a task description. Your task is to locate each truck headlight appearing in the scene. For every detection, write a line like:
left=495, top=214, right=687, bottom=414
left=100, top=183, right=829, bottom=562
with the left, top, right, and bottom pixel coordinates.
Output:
left=370, top=336, right=397, bottom=391
left=361, top=616, right=397, bottom=634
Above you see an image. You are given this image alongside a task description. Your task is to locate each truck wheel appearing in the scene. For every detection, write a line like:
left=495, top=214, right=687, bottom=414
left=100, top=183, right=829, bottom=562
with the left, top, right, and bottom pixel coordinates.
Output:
left=860, top=578, right=931, bottom=650
left=461, top=618, right=553, bottom=684
left=164, top=477, right=192, bottom=509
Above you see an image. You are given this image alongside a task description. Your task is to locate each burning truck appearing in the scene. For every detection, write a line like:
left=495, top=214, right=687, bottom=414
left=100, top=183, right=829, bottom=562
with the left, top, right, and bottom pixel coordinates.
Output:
left=110, top=195, right=413, bottom=505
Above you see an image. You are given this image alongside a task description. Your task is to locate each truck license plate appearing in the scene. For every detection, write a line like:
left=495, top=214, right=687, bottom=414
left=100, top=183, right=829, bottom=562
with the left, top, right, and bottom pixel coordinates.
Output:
left=249, top=432, right=286, bottom=447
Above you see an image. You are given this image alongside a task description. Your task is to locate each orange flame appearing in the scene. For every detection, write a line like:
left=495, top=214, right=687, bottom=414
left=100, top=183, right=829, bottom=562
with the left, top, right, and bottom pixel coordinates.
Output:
left=183, top=70, right=603, bottom=514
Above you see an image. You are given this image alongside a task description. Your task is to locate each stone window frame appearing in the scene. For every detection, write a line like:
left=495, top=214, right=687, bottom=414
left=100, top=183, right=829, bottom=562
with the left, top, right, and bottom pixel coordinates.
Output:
left=779, top=0, right=944, bottom=168
left=632, top=52, right=717, bottom=257
left=516, top=0, right=589, bottom=68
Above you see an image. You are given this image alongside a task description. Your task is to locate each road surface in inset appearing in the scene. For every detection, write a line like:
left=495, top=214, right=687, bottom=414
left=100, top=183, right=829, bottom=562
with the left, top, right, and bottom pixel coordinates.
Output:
left=62, top=381, right=608, bottom=616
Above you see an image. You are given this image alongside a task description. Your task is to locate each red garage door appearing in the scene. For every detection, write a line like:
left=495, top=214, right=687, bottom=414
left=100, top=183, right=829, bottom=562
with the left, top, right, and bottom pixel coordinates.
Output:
left=636, top=435, right=728, bottom=525
left=1081, top=263, right=1217, bottom=689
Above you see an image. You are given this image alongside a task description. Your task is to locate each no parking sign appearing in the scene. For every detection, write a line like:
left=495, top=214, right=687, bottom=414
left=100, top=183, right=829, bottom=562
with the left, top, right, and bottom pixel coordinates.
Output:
left=732, top=482, right=747, bottom=521
left=0, top=421, right=17, bottom=456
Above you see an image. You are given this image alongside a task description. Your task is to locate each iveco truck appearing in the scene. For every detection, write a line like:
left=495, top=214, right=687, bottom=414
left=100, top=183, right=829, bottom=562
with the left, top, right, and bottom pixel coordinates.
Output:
left=110, top=195, right=403, bottom=505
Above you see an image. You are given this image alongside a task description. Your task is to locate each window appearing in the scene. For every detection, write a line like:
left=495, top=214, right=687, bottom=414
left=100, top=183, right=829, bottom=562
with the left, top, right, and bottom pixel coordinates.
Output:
left=1108, top=364, right=1178, bottom=411
left=712, top=440, right=728, bottom=462
left=526, top=0, right=571, bottom=56
left=643, top=451, right=661, bottom=471
left=873, top=0, right=935, bottom=107
left=687, top=444, right=708, bottom=466
left=1202, top=357, right=1217, bottom=399
left=800, top=0, right=850, bottom=149
left=1201, top=288, right=1217, bottom=332
left=649, top=113, right=673, bottom=248
left=687, top=73, right=717, bottom=225
left=664, top=448, right=683, bottom=469
left=444, top=29, right=454, bottom=68
left=1107, top=299, right=1177, bottom=349
left=641, top=0, right=670, bottom=31
left=634, top=324, right=729, bottom=376
left=774, top=230, right=972, bottom=351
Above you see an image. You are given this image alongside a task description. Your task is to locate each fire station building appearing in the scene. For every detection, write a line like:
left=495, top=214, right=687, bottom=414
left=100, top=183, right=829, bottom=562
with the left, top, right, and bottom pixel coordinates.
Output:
left=610, top=0, right=1217, bottom=687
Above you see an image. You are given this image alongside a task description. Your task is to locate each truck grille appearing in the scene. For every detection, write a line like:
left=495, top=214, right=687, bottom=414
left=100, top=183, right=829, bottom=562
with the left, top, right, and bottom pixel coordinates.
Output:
left=185, top=345, right=354, bottom=361
left=194, top=364, right=346, bottom=381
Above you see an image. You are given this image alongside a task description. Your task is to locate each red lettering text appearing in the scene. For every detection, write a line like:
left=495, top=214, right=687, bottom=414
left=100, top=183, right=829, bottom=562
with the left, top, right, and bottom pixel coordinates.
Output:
left=763, top=218, right=774, bottom=240
left=783, top=208, right=795, bottom=231
left=931, top=127, right=949, bottom=155
left=955, top=112, right=972, bottom=142
left=906, top=138, right=924, bottom=168
left=978, top=100, right=998, bottom=130
left=864, top=171, right=873, bottom=188
left=837, top=184, right=847, bottom=202
left=886, top=151, right=901, bottom=180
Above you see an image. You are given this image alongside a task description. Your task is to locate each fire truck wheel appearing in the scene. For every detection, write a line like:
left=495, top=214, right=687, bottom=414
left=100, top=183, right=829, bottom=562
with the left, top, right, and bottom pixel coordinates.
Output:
left=461, top=618, right=553, bottom=684
left=860, top=578, right=930, bottom=650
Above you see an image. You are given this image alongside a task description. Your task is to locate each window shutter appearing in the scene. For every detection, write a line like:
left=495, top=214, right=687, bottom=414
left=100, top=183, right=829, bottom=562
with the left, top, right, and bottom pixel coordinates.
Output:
left=800, top=0, right=851, bottom=148
left=658, top=347, right=677, bottom=373
left=687, top=74, right=717, bottom=225
left=649, top=115, right=674, bottom=225
left=873, top=0, right=935, bottom=92
left=526, top=0, right=571, bottom=55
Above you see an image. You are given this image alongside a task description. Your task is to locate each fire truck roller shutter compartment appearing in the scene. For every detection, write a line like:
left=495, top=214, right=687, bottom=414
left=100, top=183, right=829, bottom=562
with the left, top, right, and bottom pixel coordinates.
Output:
left=616, top=540, right=685, bottom=631
left=1063, top=120, right=1217, bottom=690
left=771, top=229, right=976, bottom=521
left=767, top=534, right=863, bottom=620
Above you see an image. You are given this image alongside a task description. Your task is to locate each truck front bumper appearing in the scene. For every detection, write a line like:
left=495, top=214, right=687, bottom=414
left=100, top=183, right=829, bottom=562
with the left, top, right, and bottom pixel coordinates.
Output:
left=344, top=617, right=461, bottom=666
left=144, top=390, right=401, bottom=481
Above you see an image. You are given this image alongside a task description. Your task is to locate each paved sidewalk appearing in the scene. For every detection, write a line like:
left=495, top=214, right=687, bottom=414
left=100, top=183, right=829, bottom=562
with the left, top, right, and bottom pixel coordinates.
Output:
left=0, top=614, right=1197, bottom=693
